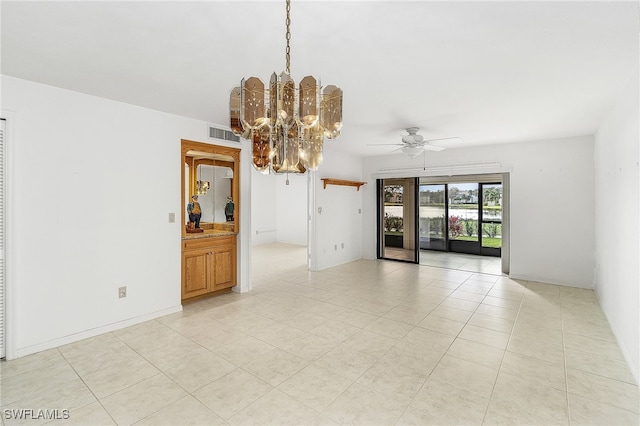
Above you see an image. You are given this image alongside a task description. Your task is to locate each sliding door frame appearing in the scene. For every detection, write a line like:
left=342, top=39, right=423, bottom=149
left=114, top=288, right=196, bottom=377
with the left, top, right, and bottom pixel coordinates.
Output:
left=374, top=169, right=510, bottom=275
left=377, top=177, right=419, bottom=264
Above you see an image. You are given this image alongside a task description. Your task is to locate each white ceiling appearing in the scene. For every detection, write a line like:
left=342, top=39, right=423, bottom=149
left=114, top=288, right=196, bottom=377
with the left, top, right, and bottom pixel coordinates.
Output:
left=2, top=1, right=638, bottom=158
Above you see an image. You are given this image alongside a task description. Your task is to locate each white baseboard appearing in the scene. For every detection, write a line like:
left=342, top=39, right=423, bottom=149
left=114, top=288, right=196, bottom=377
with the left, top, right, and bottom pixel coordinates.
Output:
left=11, top=305, right=183, bottom=360
left=507, top=273, right=594, bottom=289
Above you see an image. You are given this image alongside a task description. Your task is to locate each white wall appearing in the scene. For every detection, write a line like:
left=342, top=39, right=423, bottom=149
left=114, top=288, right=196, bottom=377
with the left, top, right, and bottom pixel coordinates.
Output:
left=2, top=76, right=251, bottom=358
left=275, top=173, right=308, bottom=246
left=250, top=168, right=277, bottom=245
left=363, top=135, right=595, bottom=287
left=249, top=168, right=308, bottom=247
left=594, top=68, right=639, bottom=384
left=312, top=147, right=365, bottom=270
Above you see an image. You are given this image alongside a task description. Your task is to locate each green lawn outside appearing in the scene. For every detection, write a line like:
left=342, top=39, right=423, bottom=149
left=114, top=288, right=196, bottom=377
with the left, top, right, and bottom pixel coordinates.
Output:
left=453, top=235, right=502, bottom=248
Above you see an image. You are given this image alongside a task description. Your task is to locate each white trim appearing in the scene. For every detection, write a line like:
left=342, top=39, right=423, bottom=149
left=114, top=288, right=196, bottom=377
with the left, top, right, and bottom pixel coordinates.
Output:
left=0, top=118, right=5, bottom=358
left=595, top=288, right=640, bottom=385
left=501, top=172, right=510, bottom=276
left=1, top=110, right=15, bottom=360
left=14, top=305, right=182, bottom=359
left=508, top=273, right=593, bottom=289
left=234, top=136, right=252, bottom=293
left=308, top=171, right=318, bottom=271
left=372, top=161, right=512, bottom=180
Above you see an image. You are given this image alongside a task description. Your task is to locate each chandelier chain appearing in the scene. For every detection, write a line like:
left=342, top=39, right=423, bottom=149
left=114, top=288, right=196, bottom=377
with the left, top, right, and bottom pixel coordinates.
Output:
left=285, top=0, right=291, bottom=74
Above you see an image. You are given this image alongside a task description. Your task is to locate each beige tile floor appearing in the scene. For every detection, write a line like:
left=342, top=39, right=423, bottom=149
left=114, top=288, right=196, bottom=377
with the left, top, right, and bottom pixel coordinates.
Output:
left=381, top=248, right=502, bottom=275
left=1, top=243, right=638, bottom=425
left=419, top=251, right=503, bottom=276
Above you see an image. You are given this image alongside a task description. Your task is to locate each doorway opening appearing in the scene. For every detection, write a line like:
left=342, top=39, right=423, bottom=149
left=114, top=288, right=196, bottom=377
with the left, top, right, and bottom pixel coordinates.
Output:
left=249, top=169, right=310, bottom=289
left=378, top=178, right=418, bottom=263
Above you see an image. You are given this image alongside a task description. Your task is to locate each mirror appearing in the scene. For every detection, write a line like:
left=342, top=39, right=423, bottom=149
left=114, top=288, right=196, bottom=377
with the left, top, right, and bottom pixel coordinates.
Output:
left=187, top=164, right=233, bottom=224
left=181, top=139, right=240, bottom=236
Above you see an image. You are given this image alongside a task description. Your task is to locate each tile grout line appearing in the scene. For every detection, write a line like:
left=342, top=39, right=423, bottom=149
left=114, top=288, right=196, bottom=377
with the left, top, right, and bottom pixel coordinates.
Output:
left=479, top=278, right=526, bottom=426
left=55, top=345, right=120, bottom=426
left=560, top=287, right=573, bottom=426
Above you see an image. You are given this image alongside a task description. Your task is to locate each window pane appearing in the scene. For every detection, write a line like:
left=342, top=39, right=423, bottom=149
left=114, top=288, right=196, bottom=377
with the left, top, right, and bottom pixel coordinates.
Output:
left=482, top=223, right=502, bottom=248
left=482, top=184, right=502, bottom=248
left=419, top=184, right=446, bottom=250
left=384, top=183, right=404, bottom=243
left=448, top=183, right=478, bottom=242
left=482, top=184, right=502, bottom=222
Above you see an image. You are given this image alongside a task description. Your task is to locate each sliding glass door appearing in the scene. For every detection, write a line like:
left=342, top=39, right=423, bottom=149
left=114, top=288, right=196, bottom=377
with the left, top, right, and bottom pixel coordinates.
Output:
left=378, top=178, right=418, bottom=263
left=419, top=184, right=446, bottom=251
left=378, top=176, right=504, bottom=263
left=417, top=178, right=503, bottom=258
left=447, top=182, right=502, bottom=256
left=448, top=183, right=480, bottom=254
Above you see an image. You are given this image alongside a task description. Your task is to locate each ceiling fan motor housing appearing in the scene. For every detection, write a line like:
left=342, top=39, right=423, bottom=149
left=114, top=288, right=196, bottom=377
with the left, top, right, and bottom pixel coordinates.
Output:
left=402, top=127, right=424, bottom=145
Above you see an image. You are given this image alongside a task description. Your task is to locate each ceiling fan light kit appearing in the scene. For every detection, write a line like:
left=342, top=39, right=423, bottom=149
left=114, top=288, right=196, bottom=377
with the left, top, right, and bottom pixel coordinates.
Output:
left=400, top=146, right=425, bottom=158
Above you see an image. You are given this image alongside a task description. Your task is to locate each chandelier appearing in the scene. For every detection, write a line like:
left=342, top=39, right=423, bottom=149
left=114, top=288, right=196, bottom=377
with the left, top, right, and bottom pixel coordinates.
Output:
left=196, top=180, right=210, bottom=196
left=194, top=159, right=210, bottom=196
left=229, top=0, right=343, bottom=174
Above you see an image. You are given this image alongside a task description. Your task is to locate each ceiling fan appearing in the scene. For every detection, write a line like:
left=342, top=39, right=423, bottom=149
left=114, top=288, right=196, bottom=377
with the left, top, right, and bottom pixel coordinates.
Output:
left=370, top=127, right=461, bottom=158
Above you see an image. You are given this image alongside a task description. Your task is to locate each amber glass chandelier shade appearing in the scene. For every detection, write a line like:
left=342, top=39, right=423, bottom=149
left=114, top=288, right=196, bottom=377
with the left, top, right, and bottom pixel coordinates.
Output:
left=228, top=0, right=342, bottom=174
left=271, top=72, right=296, bottom=129
left=229, top=87, right=242, bottom=135
left=252, top=127, right=272, bottom=174
left=271, top=123, right=306, bottom=174
left=300, top=124, right=324, bottom=170
left=241, top=77, right=268, bottom=130
left=321, top=85, right=343, bottom=140
left=299, top=76, right=319, bottom=128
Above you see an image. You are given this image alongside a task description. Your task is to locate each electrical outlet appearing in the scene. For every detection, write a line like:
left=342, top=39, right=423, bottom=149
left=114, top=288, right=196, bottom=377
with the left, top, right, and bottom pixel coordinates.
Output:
left=341, top=243, right=344, bottom=249
left=168, top=213, right=175, bottom=223
left=119, top=286, right=127, bottom=298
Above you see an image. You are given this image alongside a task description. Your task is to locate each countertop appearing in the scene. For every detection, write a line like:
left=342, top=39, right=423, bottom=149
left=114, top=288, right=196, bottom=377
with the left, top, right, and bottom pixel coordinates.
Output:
left=182, top=230, right=237, bottom=240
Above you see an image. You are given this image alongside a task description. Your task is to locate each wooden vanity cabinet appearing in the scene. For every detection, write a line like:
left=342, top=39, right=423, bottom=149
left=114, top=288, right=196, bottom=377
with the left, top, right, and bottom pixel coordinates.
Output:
left=181, top=139, right=240, bottom=302
left=182, top=235, right=237, bottom=300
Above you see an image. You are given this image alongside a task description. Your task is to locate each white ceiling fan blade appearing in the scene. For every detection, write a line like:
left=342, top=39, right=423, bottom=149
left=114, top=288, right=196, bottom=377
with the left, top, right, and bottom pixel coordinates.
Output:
left=425, top=137, right=462, bottom=145
left=422, top=144, right=446, bottom=152
left=368, top=129, right=458, bottom=156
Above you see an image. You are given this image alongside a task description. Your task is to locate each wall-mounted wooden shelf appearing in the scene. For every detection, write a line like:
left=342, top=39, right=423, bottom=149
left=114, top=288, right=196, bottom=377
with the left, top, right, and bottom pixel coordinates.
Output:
left=321, top=178, right=367, bottom=191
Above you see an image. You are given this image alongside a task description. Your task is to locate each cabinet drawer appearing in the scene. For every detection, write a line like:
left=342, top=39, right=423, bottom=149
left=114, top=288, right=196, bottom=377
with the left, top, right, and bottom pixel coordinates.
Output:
left=183, top=235, right=234, bottom=251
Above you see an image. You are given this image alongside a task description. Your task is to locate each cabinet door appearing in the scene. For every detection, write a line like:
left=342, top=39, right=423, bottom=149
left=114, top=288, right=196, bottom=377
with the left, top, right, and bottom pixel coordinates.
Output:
left=183, top=249, right=210, bottom=299
left=211, top=246, right=235, bottom=290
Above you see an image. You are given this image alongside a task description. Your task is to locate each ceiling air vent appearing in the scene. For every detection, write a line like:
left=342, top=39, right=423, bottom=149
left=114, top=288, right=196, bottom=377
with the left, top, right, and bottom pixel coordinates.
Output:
left=208, top=125, right=240, bottom=142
